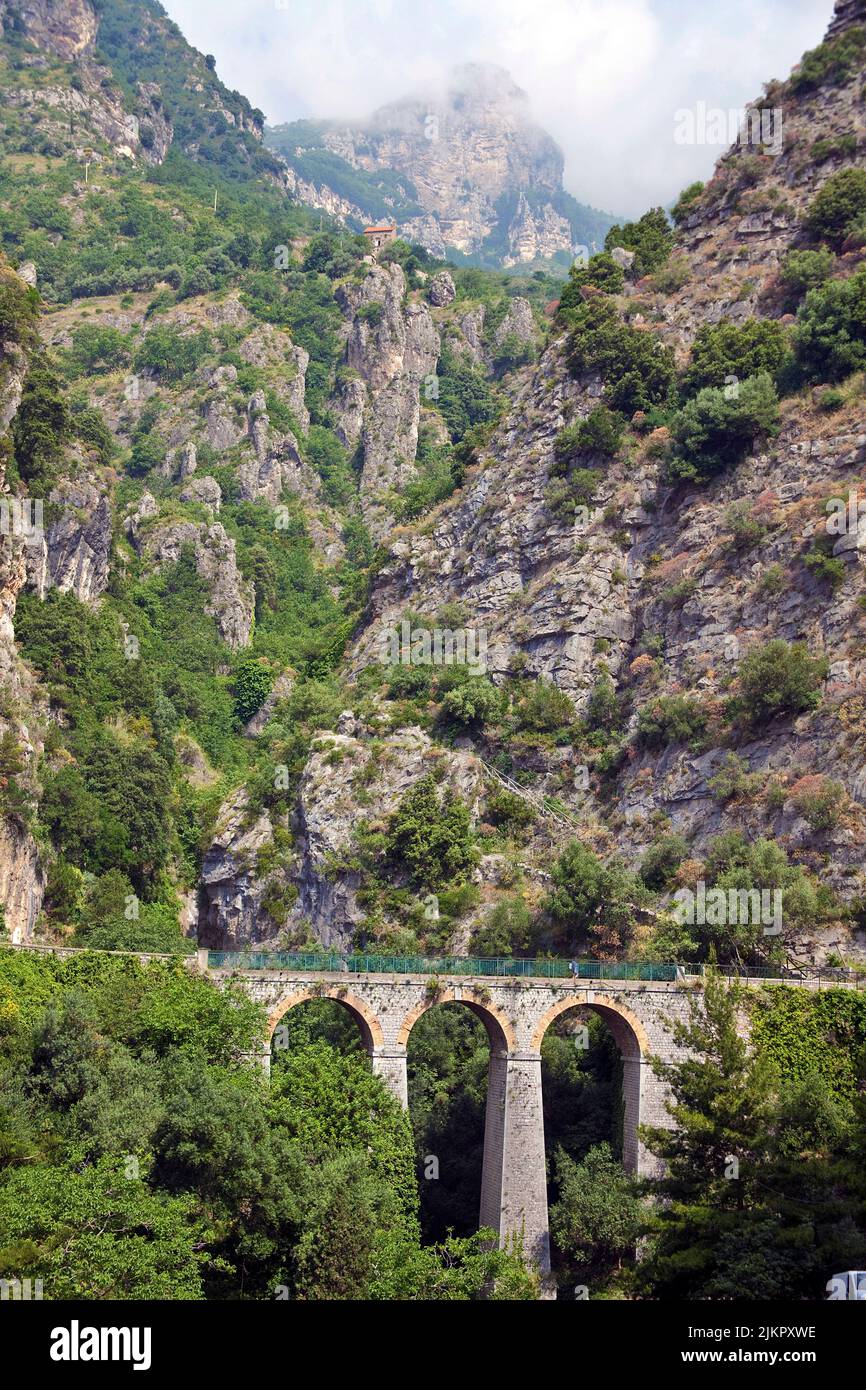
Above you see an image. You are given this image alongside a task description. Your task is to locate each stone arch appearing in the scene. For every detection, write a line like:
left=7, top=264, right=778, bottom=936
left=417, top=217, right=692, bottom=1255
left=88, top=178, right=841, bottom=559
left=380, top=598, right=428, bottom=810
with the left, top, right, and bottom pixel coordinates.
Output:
left=531, top=992, right=651, bottom=1176
left=266, top=987, right=385, bottom=1056
left=397, top=989, right=516, bottom=1053
left=530, top=992, right=649, bottom=1057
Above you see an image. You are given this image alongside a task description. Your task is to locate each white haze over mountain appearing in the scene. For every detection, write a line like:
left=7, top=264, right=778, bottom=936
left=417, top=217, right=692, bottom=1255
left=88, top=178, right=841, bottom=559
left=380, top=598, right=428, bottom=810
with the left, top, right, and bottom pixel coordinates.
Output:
left=163, top=0, right=833, bottom=216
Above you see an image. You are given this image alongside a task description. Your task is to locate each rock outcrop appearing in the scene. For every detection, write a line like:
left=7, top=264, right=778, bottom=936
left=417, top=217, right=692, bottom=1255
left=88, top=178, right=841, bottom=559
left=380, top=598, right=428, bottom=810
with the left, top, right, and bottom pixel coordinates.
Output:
left=0, top=0, right=98, bottom=60
left=494, top=296, right=537, bottom=348
left=0, top=262, right=49, bottom=940
left=336, top=261, right=440, bottom=531
left=135, top=518, right=255, bottom=650
left=27, top=475, right=112, bottom=603
left=198, top=788, right=293, bottom=951
left=199, top=722, right=485, bottom=952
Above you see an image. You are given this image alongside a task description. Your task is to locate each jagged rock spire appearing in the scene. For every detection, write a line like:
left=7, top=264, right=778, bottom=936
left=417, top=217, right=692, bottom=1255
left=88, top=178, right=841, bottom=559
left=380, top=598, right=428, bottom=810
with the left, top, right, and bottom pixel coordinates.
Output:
left=826, top=0, right=866, bottom=39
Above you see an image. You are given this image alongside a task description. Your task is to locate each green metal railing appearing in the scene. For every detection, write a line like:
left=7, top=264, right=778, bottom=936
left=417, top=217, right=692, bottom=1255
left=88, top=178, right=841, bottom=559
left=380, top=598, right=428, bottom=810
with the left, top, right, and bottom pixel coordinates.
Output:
left=206, top=952, right=679, bottom=980
left=205, top=952, right=866, bottom=985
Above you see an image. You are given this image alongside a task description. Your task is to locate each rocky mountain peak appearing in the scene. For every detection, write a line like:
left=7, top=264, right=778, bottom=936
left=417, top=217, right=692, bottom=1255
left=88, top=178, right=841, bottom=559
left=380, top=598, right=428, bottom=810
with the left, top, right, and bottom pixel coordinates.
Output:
left=268, top=63, right=615, bottom=268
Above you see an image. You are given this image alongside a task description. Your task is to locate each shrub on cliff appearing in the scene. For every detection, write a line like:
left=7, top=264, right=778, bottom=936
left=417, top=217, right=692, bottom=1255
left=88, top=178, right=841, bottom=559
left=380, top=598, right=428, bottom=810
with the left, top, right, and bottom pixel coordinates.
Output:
left=778, top=247, right=836, bottom=302
left=682, top=319, right=789, bottom=396
left=576, top=406, right=625, bottom=457
left=666, top=373, right=780, bottom=483
left=636, top=694, right=709, bottom=748
left=514, top=679, right=575, bottom=735
left=10, top=355, right=73, bottom=491
left=386, top=774, right=478, bottom=892
left=0, top=264, right=39, bottom=344
left=559, top=253, right=625, bottom=313
left=793, top=263, right=866, bottom=382
left=671, top=181, right=705, bottom=226
left=604, top=206, right=674, bottom=277
left=232, top=656, right=274, bottom=724
left=566, top=295, right=676, bottom=414
left=789, top=24, right=866, bottom=94
left=735, top=640, right=828, bottom=725
left=806, top=167, right=866, bottom=247
left=546, top=840, right=647, bottom=955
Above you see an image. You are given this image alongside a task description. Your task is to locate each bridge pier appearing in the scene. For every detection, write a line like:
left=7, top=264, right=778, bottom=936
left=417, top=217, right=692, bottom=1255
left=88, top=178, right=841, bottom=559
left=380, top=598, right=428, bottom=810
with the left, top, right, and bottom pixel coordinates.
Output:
left=481, top=1050, right=550, bottom=1274
left=372, top=1047, right=408, bottom=1107
left=500, top=1054, right=550, bottom=1273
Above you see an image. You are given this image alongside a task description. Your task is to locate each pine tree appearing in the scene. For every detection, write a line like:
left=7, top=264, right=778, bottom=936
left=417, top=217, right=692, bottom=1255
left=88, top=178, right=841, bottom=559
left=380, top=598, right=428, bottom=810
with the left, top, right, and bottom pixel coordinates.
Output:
left=638, top=972, right=866, bottom=1298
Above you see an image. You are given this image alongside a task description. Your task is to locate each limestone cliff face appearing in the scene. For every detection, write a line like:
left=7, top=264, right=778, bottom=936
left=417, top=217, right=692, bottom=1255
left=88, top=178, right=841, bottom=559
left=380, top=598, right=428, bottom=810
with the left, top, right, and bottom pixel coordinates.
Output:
left=0, top=0, right=173, bottom=166
left=197, top=788, right=293, bottom=952
left=828, top=0, right=866, bottom=39
left=351, top=340, right=634, bottom=700
left=0, top=501, right=43, bottom=944
left=0, top=0, right=277, bottom=178
left=356, top=66, right=566, bottom=259
left=349, top=321, right=866, bottom=965
left=334, top=260, right=440, bottom=534
left=199, top=719, right=484, bottom=952
left=652, top=0, right=866, bottom=358
left=0, top=0, right=98, bottom=60
left=341, top=5, right=866, bottom=966
left=27, top=474, right=112, bottom=603
left=132, top=512, right=255, bottom=651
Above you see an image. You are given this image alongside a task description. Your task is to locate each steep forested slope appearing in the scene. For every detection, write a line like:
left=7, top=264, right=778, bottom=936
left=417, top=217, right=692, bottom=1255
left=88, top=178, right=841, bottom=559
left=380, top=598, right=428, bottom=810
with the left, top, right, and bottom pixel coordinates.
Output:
left=0, top=0, right=865, bottom=1308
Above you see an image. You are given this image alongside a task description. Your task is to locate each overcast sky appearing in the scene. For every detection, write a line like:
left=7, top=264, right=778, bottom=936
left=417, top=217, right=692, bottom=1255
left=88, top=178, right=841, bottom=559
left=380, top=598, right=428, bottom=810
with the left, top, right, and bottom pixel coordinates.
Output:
left=162, top=0, right=834, bottom=217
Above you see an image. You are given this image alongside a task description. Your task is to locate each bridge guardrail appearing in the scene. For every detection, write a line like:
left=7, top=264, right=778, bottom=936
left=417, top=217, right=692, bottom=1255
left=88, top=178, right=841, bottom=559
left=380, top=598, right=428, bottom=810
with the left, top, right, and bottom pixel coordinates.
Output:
left=205, top=951, right=866, bottom=985
left=207, top=953, right=672, bottom=981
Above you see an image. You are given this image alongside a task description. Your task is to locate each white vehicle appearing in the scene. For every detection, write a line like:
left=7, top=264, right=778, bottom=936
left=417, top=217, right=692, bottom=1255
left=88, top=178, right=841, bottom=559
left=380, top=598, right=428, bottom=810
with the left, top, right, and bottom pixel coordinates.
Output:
left=827, top=1271, right=866, bottom=1300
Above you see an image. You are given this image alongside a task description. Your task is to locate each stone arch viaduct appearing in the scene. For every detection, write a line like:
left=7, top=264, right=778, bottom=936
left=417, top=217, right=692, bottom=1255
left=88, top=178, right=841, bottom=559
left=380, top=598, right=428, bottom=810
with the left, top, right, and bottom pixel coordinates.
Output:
left=213, top=962, right=700, bottom=1273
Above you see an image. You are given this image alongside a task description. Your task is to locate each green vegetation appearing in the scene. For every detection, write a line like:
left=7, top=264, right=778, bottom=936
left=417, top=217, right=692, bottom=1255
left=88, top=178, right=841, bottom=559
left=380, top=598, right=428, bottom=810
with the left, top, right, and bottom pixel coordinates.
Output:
left=546, top=841, right=648, bottom=957
left=1, top=0, right=865, bottom=1306
left=550, top=1143, right=642, bottom=1292
left=804, top=535, right=847, bottom=589
left=794, top=263, right=866, bottom=381
left=778, top=247, right=836, bottom=300
left=604, top=206, right=674, bottom=278
left=806, top=167, right=866, bottom=247
left=558, top=252, right=624, bottom=311
left=266, top=122, right=424, bottom=224
left=573, top=405, right=625, bottom=457
left=436, top=343, right=503, bottom=441
left=671, top=182, right=705, bottom=226
left=133, top=325, right=212, bottom=381
left=735, top=640, right=828, bottom=725
left=566, top=295, right=677, bottom=414
left=636, top=694, right=709, bottom=748
left=639, top=972, right=866, bottom=1299
left=385, top=775, right=478, bottom=893
left=788, top=24, right=866, bottom=95
left=0, top=952, right=535, bottom=1299
left=682, top=319, right=789, bottom=396
left=666, top=373, right=780, bottom=483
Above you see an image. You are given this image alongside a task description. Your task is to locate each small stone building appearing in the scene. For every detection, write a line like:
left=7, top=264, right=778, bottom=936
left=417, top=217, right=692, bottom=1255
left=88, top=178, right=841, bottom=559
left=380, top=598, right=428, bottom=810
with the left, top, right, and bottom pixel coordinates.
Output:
left=363, top=223, right=397, bottom=253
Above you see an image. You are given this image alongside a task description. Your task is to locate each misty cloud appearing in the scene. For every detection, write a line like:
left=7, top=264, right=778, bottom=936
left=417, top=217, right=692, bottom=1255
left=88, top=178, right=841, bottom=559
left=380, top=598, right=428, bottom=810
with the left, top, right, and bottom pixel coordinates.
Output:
left=162, top=0, right=833, bottom=215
